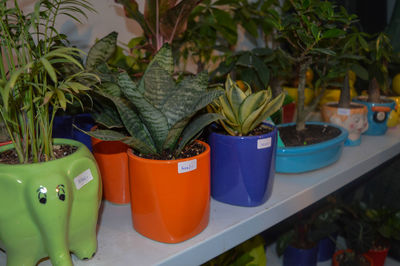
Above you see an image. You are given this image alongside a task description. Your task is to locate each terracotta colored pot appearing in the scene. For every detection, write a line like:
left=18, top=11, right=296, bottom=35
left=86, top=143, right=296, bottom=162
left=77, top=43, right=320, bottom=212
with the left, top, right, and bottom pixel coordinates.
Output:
left=127, top=141, right=210, bottom=243
left=91, top=136, right=130, bottom=204
left=332, top=249, right=374, bottom=266
left=321, top=102, right=368, bottom=146
left=365, top=247, right=389, bottom=266
left=0, top=140, right=12, bottom=147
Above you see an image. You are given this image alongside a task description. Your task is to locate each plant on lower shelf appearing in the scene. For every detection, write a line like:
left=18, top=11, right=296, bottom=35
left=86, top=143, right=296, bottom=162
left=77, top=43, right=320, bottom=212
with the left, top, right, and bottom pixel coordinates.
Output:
left=202, top=235, right=266, bottom=266
left=276, top=201, right=342, bottom=266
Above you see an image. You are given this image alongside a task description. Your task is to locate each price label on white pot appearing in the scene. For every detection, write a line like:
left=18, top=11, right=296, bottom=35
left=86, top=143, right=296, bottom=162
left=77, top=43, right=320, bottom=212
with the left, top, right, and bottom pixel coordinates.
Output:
left=257, top=137, right=271, bottom=149
left=337, top=108, right=350, bottom=116
left=74, top=169, right=93, bottom=190
left=178, top=159, right=197, bottom=174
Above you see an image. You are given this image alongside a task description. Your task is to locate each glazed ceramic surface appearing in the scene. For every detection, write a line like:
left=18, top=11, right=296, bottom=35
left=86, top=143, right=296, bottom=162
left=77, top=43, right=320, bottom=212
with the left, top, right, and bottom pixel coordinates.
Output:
left=387, top=96, right=400, bottom=127
left=321, top=102, right=368, bottom=146
left=353, top=96, right=396, bottom=135
left=209, top=124, right=277, bottom=207
left=283, top=245, right=318, bottom=266
left=91, top=137, right=130, bottom=204
left=0, top=139, right=102, bottom=266
left=276, top=122, right=348, bottom=173
left=127, top=141, right=210, bottom=243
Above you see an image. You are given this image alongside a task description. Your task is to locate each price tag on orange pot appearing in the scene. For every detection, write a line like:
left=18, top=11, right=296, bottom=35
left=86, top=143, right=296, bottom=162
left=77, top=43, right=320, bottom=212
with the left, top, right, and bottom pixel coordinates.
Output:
left=178, top=159, right=197, bottom=174
left=257, top=138, right=271, bottom=149
left=74, top=169, right=93, bottom=190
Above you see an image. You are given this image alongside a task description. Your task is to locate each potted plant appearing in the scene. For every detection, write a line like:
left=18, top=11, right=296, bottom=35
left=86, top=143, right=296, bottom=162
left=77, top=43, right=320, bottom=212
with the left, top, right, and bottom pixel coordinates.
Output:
left=320, top=25, right=370, bottom=146
left=276, top=199, right=342, bottom=265
left=206, top=76, right=284, bottom=206
left=270, top=0, right=352, bottom=173
left=353, top=33, right=396, bottom=135
left=83, top=44, right=223, bottom=243
left=333, top=204, right=375, bottom=266
left=0, top=1, right=102, bottom=265
left=0, top=117, right=11, bottom=146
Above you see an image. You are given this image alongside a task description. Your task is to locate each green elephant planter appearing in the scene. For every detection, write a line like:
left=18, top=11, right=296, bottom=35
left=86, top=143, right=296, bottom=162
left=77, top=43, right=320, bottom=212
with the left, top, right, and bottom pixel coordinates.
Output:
left=0, top=138, right=102, bottom=266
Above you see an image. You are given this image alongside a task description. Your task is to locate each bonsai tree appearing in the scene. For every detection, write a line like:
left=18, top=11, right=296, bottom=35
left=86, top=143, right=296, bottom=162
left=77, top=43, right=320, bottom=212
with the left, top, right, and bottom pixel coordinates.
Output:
left=273, top=0, right=360, bottom=131
left=82, top=41, right=224, bottom=159
left=365, top=32, right=393, bottom=103
left=0, top=0, right=98, bottom=163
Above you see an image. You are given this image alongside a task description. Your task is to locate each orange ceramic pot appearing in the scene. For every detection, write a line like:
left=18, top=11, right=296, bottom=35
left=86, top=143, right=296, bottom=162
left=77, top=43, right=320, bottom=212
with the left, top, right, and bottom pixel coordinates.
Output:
left=91, top=137, right=130, bottom=204
left=0, top=140, right=12, bottom=147
left=127, top=141, right=210, bottom=243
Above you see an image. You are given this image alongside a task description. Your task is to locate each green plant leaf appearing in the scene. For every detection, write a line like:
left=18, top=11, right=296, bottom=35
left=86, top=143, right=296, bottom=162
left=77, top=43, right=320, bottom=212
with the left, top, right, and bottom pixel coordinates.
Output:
left=40, top=57, right=58, bottom=83
left=86, top=31, right=118, bottom=71
left=176, top=112, right=223, bottom=153
left=118, top=71, right=169, bottom=153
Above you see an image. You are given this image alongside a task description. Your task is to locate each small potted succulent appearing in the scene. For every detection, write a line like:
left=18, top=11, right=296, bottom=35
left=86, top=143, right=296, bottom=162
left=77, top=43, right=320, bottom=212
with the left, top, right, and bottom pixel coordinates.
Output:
left=84, top=44, right=224, bottom=243
left=0, top=1, right=101, bottom=265
left=206, top=75, right=284, bottom=207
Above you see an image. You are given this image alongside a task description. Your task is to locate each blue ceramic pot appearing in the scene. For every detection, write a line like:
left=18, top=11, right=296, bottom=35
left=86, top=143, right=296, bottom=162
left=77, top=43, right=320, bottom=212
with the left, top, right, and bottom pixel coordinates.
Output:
left=317, top=234, right=337, bottom=262
left=209, top=124, right=277, bottom=207
left=283, top=245, right=318, bottom=266
left=276, top=122, right=348, bottom=173
left=72, top=113, right=95, bottom=151
left=353, top=96, right=396, bottom=136
left=52, top=115, right=73, bottom=139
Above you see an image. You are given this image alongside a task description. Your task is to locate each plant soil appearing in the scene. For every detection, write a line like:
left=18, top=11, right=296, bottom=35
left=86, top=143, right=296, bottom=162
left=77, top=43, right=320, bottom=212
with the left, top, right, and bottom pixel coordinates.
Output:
left=0, top=145, right=77, bottom=164
left=336, top=252, right=371, bottom=266
left=211, top=123, right=274, bottom=136
left=134, top=141, right=206, bottom=160
left=279, top=124, right=341, bottom=147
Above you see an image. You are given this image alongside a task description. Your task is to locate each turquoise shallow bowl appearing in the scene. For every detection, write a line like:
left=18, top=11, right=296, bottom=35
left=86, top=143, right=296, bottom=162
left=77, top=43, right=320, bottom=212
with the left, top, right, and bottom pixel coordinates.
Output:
left=276, top=122, right=348, bottom=173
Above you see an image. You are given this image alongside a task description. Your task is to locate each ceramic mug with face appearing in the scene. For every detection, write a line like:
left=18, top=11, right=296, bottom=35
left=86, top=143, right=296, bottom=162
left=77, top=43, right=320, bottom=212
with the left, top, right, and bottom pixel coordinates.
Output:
left=321, top=103, right=368, bottom=146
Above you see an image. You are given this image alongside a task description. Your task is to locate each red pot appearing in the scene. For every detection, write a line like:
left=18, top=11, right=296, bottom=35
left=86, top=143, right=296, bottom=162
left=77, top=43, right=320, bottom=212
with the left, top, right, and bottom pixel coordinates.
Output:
left=332, top=249, right=374, bottom=266
left=0, top=140, right=12, bottom=147
left=365, top=247, right=389, bottom=266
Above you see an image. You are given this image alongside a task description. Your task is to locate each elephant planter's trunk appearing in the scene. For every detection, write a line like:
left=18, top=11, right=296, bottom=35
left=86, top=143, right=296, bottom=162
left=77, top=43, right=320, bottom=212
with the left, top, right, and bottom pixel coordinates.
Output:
left=26, top=177, right=74, bottom=266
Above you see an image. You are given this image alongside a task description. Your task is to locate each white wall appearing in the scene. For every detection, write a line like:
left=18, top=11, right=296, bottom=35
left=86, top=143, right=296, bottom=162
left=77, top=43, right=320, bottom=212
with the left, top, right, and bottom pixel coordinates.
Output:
left=20, top=0, right=144, bottom=53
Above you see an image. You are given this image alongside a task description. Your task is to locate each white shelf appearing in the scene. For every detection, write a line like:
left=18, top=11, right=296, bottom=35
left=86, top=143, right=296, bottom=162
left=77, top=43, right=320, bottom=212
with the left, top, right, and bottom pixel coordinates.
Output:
left=1, top=126, right=400, bottom=266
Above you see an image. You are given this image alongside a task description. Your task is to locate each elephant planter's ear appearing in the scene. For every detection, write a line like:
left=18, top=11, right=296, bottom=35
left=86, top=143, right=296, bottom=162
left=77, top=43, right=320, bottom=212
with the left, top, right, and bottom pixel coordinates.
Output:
left=37, top=186, right=48, bottom=204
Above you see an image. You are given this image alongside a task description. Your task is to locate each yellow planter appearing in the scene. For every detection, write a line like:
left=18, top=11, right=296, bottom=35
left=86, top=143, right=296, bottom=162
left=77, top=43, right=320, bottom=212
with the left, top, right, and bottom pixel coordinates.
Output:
left=387, top=96, right=400, bottom=127
left=283, top=87, right=314, bottom=106
left=318, top=87, right=358, bottom=107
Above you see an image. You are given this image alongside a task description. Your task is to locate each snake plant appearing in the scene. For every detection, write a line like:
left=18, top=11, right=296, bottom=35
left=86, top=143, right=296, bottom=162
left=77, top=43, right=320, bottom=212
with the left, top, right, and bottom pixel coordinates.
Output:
left=207, top=75, right=284, bottom=136
left=85, top=38, right=223, bottom=158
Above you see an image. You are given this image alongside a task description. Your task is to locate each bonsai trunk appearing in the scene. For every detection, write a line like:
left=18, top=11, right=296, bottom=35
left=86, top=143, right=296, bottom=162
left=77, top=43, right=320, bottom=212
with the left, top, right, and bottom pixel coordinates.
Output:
left=338, top=73, right=351, bottom=108
left=296, top=59, right=311, bottom=131
left=367, top=77, right=381, bottom=103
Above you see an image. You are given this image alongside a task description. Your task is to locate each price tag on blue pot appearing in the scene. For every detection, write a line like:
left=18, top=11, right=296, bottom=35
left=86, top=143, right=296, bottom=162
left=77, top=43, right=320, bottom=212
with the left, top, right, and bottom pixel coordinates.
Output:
left=74, top=169, right=93, bottom=190
left=178, top=159, right=197, bottom=174
left=257, top=137, right=271, bottom=149
left=337, top=108, right=350, bottom=116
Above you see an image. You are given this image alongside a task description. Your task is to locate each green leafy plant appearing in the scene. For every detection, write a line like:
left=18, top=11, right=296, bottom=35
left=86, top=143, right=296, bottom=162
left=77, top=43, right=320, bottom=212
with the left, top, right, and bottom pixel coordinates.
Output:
left=364, top=33, right=393, bottom=102
left=0, top=0, right=97, bottom=163
left=85, top=42, right=223, bottom=159
left=115, top=0, right=203, bottom=53
left=207, top=75, right=284, bottom=136
left=276, top=200, right=342, bottom=257
left=272, top=0, right=360, bottom=131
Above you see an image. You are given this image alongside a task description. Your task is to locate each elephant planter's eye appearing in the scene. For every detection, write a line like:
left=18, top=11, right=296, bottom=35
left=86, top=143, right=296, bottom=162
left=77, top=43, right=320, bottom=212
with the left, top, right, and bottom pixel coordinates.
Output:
left=56, top=184, right=66, bottom=201
left=37, top=186, right=47, bottom=204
